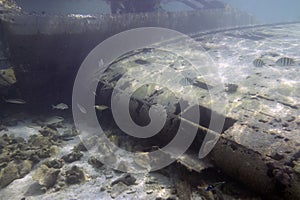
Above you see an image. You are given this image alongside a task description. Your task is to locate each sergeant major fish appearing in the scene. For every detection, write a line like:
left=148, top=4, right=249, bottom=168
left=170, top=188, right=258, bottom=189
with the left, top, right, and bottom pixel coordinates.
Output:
left=275, top=57, right=295, bottom=66
left=253, top=58, right=265, bottom=67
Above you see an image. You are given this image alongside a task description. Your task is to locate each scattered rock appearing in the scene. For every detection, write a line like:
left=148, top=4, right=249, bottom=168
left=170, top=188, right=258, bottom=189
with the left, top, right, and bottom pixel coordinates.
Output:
left=18, top=160, right=33, bottom=177
left=44, top=159, right=64, bottom=169
left=100, top=186, right=106, bottom=192
left=126, top=189, right=136, bottom=194
left=88, top=156, right=104, bottom=169
left=59, top=128, right=78, bottom=141
left=105, top=173, right=114, bottom=179
left=293, top=160, right=300, bottom=174
left=108, top=134, right=120, bottom=146
left=166, top=195, right=177, bottom=200
left=170, top=187, right=177, bottom=195
left=111, top=173, right=136, bottom=186
left=28, top=135, right=52, bottom=147
left=270, top=152, right=284, bottom=161
left=73, top=142, right=87, bottom=152
left=32, top=164, right=60, bottom=189
left=39, top=126, right=58, bottom=137
left=146, top=189, right=153, bottom=194
left=65, top=165, right=86, bottom=185
left=102, top=154, right=117, bottom=165
left=145, top=176, right=157, bottom=184
left=0, top=125, right=8, bottom=131
left=62, top=151, right=83, bottom=163
left=225, top=83, right=238, bottom=93
left=29, top=154, right=41, bottom=164
left=0, top=162, right=8, bottom=169
left=37, top=148, right=51, bottom=159
left=0, top=161, right=19, bottom=188
left=98, top=142, right=116, bottom=155
left=110, top=182, right=128, bottom=199
left=174, top=180, right=191, bottom=200
left=134, top=152, right=150, bottom=170
left=115, top=161, right=128, bottom=172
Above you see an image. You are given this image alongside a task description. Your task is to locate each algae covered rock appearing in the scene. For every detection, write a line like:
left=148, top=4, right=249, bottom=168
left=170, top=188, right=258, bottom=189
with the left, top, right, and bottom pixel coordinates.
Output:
left=0, top=159, right=32, bottom=188
left=44, top=159, right=64, bottom=169
left=0, top=161, right=19, bottom=188
left=111, top=173, right=136, bottom=186
left=32, top=164, right=60, bottom=189
left=73, top=142, right=87, bottom=152
left=65, top=165, right=86, bottom=185
left=18, top=159, right=33, bottom=177
left=62, top=151, right=83, bottom=163
left=88, top=156, right=104, bottom=169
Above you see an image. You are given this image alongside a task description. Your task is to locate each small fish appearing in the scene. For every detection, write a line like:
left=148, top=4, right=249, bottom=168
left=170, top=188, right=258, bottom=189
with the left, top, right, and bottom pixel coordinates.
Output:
left=52, top=103, right=69, bottom=110
left=275, top=57, right=295, bottom=66
left=94, top=105, right=109, bottom=111
left=253, top=58, right=265, bottom=67
left=77, top=103, right=87, bottom=114
left=3, top=97, right=26, bottom=104
left=45, top=116, right=64, bottom=124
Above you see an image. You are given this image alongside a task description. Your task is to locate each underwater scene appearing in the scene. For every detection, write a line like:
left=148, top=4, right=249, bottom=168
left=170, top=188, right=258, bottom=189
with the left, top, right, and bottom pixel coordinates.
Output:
left=0, top=0, right=300, bottom=199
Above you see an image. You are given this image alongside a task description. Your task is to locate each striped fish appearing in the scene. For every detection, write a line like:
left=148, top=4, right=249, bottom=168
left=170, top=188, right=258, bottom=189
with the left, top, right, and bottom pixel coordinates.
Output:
left=253, top=58, right=265, bottom=67
left=275, top=57, right=295, bottom=66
